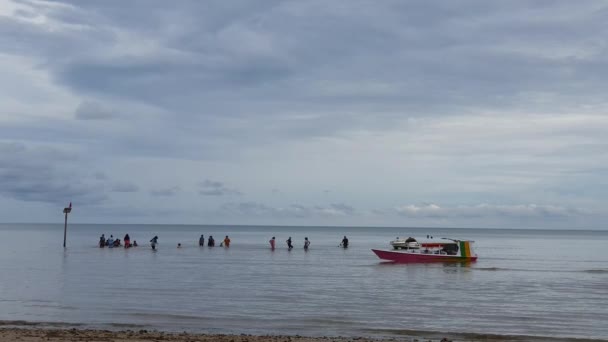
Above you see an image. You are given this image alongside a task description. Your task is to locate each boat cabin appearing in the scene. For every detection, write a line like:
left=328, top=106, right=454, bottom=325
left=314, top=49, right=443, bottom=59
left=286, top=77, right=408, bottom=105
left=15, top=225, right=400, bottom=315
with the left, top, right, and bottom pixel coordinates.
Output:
left=390, top=238, right=464, bottom=256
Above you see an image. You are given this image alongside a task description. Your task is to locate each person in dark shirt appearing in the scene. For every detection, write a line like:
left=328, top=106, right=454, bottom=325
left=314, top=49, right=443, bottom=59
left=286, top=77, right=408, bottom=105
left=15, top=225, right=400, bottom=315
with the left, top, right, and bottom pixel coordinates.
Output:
left=150, top=236, right=158, bottom=250
left=341, top=236, right=349, bottom=248
left=286, top=237, right=293, bottom=249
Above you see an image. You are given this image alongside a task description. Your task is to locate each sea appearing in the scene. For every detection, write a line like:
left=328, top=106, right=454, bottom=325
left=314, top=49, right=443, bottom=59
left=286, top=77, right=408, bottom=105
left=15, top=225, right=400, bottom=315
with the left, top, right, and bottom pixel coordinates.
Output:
left=0, top=224, right=607, bottom=341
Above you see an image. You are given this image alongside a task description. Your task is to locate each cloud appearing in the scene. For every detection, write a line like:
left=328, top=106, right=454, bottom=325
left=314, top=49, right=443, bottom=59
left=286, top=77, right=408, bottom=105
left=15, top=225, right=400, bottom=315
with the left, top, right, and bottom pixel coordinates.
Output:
left=1, top=1, right=608, bottom=227
left=110, top=182, right=139, bottom=193
left=6, top=0, right=608, bottom=132
left=217, top=202, right=356, bottom=218
left=93, top=172, right=108, bottom=180
left=150, top=186, right=180, bottom=197
left=74, top=101, right=115, bottom=120
left=319, top=203, right=355, bottom=216
left=395, top=203, right=590, bottom=219
left=198, top=179, right=241, bottom=196
left=0, top=141, right=106, bottom=205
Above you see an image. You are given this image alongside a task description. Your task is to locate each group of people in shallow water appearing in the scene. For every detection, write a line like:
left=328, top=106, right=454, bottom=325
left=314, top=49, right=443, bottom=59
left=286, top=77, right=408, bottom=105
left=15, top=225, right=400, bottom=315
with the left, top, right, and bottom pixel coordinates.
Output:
left=98, top=234, right=231, bottom=250
left=267, top=235, right=349, bottom=250
left=198, top=235, right=231, bottom=247
left=99, top=234, right=349, bottom=250
left=99, top=234, right=138, bottom=248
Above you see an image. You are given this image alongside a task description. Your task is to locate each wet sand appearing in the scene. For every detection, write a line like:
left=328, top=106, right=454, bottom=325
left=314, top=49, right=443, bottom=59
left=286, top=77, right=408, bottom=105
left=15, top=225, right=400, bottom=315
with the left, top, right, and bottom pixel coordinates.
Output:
left=1, top=327, right=605, bottom=342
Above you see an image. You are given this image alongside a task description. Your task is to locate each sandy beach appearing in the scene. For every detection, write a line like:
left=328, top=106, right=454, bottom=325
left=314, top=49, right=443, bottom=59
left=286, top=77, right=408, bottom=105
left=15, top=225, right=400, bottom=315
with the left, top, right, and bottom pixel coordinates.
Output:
left=0, top=328, right=449, bottom=342
left=2, top=327, right=606, bottom=342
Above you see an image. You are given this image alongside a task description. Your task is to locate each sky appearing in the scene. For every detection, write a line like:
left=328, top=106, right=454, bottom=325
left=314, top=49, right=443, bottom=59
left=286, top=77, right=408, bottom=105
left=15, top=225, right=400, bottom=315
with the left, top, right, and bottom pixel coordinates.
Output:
left=1, top=0, right=607, bottom=228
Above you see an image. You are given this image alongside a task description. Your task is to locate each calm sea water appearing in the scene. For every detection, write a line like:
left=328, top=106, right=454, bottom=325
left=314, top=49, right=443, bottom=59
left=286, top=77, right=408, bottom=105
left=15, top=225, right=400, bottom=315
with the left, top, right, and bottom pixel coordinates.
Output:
left=0, top=224, right=607, bottom=341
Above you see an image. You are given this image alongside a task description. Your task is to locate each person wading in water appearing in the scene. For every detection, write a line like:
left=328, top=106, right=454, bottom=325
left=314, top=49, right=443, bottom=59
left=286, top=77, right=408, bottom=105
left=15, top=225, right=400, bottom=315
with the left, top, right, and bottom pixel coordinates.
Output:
left=150, top=236, right=158, bottom=250
left=341, top=236, right=349, bottom=248
left=286, top=237, right=293, bottom=250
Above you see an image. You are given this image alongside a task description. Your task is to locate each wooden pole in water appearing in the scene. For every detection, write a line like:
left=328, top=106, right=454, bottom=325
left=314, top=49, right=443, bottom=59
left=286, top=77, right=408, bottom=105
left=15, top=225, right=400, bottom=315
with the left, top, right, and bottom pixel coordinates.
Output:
left=63, top=204, right=72, bottom=248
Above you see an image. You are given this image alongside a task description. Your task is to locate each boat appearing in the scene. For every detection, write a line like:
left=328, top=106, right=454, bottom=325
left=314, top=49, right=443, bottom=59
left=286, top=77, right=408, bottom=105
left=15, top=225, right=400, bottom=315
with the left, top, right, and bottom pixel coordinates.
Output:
left=372, top=238, right=478, bottom=262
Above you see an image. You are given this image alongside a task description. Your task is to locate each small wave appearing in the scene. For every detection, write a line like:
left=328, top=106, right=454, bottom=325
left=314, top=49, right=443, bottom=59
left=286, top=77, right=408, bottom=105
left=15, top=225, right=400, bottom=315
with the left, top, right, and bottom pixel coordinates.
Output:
left=119, top=312, right=207, bottom=321
left=474, top=267, right=562, bottom=273
left=474, top=267, right=511, bottom=271
left=583, top=269, right=608, bottom=274
left=105, top=322, right=148, bottom=329
left=474, top=267, right=608, bottom=274
left=24, top=304, right=79, bottom=310
left=363, top=327, right=606, bottom=342
left=0, top=320, right=84, bottom=327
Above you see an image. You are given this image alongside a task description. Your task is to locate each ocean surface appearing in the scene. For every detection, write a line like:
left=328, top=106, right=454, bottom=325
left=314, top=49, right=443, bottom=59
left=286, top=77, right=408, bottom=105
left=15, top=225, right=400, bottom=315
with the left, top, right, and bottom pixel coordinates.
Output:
left=0, top=224, right=607, bottom=341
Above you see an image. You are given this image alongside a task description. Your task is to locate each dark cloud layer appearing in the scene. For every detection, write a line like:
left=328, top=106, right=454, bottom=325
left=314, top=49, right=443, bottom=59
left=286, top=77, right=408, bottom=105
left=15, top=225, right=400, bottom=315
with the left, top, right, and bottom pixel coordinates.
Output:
left=6, top=1, right=608, bottom=127
left=0, top=142, right=106, bottom=205
left=110, top=182, right=139, bottom=193
left=150, top=186, right=181, bottom=197
left=199, top=180, right=241, bottom=196
left=75, top=101, right=115, bottom=120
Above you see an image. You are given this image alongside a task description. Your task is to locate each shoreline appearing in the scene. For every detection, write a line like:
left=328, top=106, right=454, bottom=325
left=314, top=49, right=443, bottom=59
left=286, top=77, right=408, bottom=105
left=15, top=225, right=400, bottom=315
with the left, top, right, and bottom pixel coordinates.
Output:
left=0, top=328, right=429, bottom=342
left=1, top=326, right=606, bottom=342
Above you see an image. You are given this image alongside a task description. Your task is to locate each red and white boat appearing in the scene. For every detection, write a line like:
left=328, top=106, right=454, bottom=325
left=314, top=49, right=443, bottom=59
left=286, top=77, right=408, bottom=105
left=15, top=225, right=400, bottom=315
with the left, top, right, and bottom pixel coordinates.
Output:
left=372, top=237, right=478, bottom=262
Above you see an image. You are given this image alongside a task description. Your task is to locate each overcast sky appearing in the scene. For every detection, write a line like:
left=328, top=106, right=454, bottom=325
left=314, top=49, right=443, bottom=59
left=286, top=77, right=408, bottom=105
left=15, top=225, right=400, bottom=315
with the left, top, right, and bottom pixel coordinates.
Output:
left=1, top=0, right=607, bottom=228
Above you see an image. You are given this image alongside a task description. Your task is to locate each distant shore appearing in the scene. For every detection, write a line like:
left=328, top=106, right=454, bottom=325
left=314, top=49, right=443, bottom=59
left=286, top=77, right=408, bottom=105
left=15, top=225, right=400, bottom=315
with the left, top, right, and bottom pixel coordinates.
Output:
left=1, top=327, right=606, bottom=342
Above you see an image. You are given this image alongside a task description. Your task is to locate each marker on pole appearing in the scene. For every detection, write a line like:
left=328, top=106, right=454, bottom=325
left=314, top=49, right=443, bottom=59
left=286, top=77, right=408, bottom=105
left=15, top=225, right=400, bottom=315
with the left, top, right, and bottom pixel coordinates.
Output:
left=63, top=202, right=72, bottom=248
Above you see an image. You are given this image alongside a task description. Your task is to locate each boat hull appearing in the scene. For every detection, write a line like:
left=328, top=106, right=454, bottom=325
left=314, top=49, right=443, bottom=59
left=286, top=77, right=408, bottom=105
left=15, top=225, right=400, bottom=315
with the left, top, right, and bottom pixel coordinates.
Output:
left=372, top=249, right=478, bottom=263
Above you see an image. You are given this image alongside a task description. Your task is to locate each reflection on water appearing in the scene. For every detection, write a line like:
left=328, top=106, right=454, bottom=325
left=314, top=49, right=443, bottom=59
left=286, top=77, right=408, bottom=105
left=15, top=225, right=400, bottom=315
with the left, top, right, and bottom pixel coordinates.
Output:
left=0, top=224, right=607, bottom=340
left=441, top=261, right=473, bottom=274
